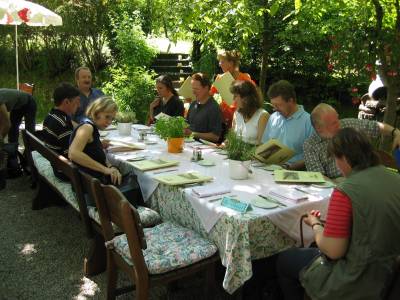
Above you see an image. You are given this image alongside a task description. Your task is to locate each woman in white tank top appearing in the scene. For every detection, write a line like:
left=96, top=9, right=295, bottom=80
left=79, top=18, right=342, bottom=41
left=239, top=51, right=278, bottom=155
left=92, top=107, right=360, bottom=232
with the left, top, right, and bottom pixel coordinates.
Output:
left=230, top=81, right=269, bottom=145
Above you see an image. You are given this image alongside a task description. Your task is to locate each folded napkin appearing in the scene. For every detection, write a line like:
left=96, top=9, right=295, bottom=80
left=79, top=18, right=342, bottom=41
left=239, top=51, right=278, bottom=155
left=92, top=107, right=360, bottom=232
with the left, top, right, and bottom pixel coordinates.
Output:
left=268, top=186, right=308, bottom=203
left=192, top=185, right=231, bottom=198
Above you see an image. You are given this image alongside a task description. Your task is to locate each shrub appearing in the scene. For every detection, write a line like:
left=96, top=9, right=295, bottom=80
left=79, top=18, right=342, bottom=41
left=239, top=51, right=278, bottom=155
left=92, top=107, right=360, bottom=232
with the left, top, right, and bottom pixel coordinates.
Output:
left=102, top=66, right=156, bottom=124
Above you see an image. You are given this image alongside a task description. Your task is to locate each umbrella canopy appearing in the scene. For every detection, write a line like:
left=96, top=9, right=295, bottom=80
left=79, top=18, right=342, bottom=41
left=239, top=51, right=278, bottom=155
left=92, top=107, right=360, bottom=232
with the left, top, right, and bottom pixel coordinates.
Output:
left=0, top=0, right=62, bottom=88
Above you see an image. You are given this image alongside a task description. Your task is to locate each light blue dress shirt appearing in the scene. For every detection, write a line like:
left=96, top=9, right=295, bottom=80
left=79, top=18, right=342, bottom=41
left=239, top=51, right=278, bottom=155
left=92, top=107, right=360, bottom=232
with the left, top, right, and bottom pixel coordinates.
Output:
left=261, top=105, right=314, bottom=163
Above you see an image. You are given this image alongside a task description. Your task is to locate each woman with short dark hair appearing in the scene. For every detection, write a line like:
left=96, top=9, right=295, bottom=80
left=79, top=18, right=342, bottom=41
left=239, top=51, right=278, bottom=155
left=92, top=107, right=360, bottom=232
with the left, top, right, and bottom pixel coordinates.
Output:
left=276, top=127, right=400, bottom=300
left=148, top=75, right=184, bottom=124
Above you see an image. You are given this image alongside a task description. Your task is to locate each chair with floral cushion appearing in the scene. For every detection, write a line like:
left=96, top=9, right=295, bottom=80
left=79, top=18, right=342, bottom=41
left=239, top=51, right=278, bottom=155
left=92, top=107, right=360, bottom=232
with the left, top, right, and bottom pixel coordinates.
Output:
left=89, top=176, right=220, bottom=300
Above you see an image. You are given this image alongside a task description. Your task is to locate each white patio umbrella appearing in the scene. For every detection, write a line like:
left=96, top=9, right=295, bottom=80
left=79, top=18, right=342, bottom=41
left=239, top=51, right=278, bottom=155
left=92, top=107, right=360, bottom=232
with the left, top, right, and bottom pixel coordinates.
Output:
left=0, top=0, right=62, bottom=89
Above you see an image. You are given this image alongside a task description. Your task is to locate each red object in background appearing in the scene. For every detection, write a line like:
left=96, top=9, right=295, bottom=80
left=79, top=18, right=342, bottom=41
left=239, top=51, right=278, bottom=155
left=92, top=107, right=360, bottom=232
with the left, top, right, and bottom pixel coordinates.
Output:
left=371, top=72, right=377, bottom=81
left=351, top=87, right=358, bottom=93
left=387, top=70, right=398, bottom=77
left=327, top=63, right=334, bottom=71
left=352, top=97, right=361, bottom=105
left=18, top=8, right=30, bottom=23
left=365, top=63, right=373, bottom=72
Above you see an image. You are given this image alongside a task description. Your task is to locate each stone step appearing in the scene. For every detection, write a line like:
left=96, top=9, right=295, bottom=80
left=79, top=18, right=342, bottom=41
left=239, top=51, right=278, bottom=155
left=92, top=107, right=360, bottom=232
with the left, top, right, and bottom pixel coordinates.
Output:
left=151, top=65, right=193, bottom=73
left=157, top=53, right=190, bottom=60
left=153, top=58, right=192, bottom=66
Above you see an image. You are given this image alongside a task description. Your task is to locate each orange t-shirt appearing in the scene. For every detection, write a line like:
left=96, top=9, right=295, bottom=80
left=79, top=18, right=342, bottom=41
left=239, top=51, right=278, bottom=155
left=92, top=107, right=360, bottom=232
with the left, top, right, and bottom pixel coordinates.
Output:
left=210, top=72, right=255, bottom=128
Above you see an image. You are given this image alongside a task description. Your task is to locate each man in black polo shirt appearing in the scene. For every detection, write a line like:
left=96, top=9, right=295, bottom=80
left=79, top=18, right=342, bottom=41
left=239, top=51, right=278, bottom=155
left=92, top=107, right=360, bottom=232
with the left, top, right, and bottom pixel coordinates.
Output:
left=185, top=73, right=223, bottom=143
left=42, top=83, right=80, bottom=157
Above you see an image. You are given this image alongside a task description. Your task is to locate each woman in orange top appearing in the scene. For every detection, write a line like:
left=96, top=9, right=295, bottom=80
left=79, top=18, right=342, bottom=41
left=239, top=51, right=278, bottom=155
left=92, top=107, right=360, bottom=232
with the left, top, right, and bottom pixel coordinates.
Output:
left=210, top=50, right=255, bottom=129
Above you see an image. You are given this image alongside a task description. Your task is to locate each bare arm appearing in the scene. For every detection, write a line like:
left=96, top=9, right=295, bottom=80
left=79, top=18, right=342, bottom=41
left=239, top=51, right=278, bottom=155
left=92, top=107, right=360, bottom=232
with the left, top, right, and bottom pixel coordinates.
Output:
left=69, top=124, right=109, bottom=173
left=69, top=124, right=121, bottom=184
left=378, top=122, right=400, bottom=149
left=193, top=131, right=220, bottom=143
left=0, top=104, right=10, bottom=138
left=305, top=212, right=349, bottom=260
left=256, top=112, right=269, bottom=145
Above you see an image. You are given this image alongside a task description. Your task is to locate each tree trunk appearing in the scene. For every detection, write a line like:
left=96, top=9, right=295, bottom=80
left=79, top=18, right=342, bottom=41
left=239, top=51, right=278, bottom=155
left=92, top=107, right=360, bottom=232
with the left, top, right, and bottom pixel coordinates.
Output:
left=259, top=9, right=271, bottom=97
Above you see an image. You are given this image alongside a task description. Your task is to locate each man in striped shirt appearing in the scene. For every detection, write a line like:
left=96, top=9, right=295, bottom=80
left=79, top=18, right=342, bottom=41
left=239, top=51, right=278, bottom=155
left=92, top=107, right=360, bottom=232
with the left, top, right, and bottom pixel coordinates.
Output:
left=42, top=83, right=80, bottom=157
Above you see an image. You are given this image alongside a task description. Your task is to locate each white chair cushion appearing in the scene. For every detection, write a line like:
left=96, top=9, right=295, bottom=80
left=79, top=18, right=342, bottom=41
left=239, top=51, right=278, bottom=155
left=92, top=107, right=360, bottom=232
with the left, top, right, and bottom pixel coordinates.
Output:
left=32, top=151, right=79, bottom=211
left=88, top=205, right=161, bottom=228
left=112, top=222, right=218, bottom=274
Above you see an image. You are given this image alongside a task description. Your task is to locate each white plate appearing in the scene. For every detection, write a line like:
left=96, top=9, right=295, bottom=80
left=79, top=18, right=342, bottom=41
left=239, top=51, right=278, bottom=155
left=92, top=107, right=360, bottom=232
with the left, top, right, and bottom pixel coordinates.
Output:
left=311, top=181, right=336, bottom=188
left=251, top=197, right=279, bottom=209
left=144, top=140, right=158, bottom=145
left=197, top=160, right=216, bottom=167
left=263, top=164, right=283, bottom=171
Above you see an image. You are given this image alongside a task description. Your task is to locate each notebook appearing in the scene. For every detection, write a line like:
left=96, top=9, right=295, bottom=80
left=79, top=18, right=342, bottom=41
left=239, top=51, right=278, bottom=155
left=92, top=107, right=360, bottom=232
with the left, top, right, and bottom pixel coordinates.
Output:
left=154, top=172, right=213, bottom=186
left=129, top=158, right=179, bottom=171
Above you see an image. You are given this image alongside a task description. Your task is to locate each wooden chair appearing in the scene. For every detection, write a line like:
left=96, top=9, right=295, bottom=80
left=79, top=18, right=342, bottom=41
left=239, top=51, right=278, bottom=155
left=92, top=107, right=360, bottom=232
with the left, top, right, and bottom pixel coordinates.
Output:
left=89, top=177, right=220, bottom=300
left=19, top=83, right=35, bottom=95
left=22, top=129, right=106, bottom=275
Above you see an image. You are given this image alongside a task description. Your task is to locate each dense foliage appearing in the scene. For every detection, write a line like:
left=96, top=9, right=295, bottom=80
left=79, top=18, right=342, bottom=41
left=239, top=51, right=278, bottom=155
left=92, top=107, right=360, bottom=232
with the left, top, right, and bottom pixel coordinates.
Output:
left=154, top=116, right=188, bottom=140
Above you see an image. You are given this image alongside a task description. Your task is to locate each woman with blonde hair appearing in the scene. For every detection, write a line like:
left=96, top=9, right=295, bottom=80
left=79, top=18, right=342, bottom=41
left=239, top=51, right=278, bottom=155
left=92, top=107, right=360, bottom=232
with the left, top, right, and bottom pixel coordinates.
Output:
left=69, top=96, right=144, bottom=207
left=210, top=50, right=255, bottom=129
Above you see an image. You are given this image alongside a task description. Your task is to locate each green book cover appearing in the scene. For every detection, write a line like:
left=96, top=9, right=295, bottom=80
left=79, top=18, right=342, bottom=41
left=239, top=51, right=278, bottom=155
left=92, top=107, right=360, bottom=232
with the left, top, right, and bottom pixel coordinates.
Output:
left=273, top=170, right=325, bottom=183
left=129, top=159, right=179, bottom=171
left=154, top=172, right=213, bottom=185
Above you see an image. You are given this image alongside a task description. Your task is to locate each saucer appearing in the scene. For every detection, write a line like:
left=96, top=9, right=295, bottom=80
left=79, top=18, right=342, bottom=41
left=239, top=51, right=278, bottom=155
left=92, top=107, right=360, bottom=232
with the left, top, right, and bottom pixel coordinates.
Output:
left=251, top=197, right=279, bottom=209
left=197, top=160, right=216, bottom=167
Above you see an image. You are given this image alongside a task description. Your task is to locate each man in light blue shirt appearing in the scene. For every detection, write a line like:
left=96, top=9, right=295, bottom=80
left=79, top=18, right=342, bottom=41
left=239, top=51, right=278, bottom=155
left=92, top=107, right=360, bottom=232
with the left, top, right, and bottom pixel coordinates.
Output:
left=262, top=80, right=314, bottom=170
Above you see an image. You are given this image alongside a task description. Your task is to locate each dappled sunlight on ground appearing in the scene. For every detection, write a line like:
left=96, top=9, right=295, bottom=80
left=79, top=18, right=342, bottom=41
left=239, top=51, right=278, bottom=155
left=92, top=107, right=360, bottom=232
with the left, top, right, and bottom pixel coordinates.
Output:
left=18, top=243, right=37, bottom=256
left=73, top=277, right=100, bottom=300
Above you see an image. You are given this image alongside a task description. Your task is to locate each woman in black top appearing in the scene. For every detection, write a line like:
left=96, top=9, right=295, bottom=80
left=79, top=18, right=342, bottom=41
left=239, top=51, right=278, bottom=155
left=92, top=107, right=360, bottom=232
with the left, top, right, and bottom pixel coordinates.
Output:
left=69, top=96, right=121, bottom=184
left=148, top=75, right=184, bottom=124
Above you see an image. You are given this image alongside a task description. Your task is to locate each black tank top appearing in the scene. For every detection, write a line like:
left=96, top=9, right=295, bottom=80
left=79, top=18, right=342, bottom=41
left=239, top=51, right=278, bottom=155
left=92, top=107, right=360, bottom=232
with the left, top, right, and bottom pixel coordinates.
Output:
left=70, top=118, right=107, bottom=181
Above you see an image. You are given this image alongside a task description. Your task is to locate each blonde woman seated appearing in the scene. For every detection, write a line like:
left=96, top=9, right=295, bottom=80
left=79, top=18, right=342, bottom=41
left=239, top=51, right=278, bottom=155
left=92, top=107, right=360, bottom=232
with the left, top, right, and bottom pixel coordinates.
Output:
left=230, top=80, right=269, bottom=145
left=69, top=96, right=144, bottom=207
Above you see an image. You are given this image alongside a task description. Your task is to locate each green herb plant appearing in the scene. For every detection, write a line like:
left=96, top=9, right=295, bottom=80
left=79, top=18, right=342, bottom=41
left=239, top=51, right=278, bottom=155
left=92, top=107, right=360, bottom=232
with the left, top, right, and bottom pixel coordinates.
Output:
left=115, top=111, right=137, bottom=123
left=154, top=116, right=188, bottom=140
left=225, top=130, right=255, bottom=161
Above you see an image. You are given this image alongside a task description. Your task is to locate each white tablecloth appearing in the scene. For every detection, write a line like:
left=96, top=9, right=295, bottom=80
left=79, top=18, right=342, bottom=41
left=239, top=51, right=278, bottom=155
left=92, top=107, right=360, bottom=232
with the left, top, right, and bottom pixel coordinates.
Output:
left=106, top=127, right=332, bottom=246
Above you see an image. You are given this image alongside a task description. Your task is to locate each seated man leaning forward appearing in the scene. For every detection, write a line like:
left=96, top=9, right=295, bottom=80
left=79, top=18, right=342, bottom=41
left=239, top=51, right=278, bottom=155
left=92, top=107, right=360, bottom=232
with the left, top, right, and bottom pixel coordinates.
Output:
left=261, top=80, right=314, bottom=170
left=72, top=66, right=104, bottom=124
left=304, top=103, right=400, bottom=179
left=185, top=73, right=223, bottom=143
left=42, top=82, right=80, bottom=157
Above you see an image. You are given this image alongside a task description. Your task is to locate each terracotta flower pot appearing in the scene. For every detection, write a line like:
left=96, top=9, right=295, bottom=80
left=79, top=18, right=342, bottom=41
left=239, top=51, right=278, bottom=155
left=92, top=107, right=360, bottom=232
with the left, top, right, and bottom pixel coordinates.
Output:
left=167, top=137, right=184, bottom=153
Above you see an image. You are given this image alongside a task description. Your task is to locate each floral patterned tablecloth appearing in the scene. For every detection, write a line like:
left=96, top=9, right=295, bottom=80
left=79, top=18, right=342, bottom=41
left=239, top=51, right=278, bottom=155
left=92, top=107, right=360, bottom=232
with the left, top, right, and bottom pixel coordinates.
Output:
left=149, top=184, right=295, bottom=294
left=106, top=130, right=328, bottom=294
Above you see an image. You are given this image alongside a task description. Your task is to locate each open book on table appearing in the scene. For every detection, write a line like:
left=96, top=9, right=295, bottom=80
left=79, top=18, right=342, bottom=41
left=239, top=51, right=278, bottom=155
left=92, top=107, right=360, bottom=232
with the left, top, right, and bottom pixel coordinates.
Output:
left=253, top=139, right=295, bottom=165
left=154, top=112, right=171, bottom=120
left=178, top=76, right=196, bottom=100
left=154, top=172, right=213, bottom=186
left=128, top=158, right=179, bottom=171
left=107, top=140, right=145, bottom=152
left=212, top=72, right=235, bottom=105
left=273, top=170, right=325, bottom=183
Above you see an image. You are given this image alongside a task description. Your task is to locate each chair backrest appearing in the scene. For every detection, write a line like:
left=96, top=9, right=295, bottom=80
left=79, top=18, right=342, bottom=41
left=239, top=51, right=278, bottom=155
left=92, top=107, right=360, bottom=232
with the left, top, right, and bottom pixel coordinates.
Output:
left=19, top=83, right=35, bottom=95
left=22, top=129, right=92, bottom=235
left=377, top=150, right=398, bottom=170
left=90, top=178, right=148, bottom=275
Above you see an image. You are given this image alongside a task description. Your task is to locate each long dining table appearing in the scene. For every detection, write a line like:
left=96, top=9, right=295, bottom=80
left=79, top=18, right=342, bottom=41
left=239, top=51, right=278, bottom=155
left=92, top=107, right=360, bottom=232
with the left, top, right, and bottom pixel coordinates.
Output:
left=105, top=125, right=332, bottom=294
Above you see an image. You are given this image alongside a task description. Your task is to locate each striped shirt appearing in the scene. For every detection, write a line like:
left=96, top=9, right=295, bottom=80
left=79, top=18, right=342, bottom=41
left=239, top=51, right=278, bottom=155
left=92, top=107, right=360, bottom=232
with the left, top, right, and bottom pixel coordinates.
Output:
left=42, top=108, right=73, bottom=156
left=323, top=189, right=352, bottom=238
left=304, top=118, right=380, bottom=178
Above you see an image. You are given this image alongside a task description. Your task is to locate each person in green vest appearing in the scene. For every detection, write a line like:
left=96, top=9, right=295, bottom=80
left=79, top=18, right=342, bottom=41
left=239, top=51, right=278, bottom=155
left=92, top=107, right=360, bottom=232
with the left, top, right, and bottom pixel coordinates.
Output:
left=276, top=127, right=400, bottom=300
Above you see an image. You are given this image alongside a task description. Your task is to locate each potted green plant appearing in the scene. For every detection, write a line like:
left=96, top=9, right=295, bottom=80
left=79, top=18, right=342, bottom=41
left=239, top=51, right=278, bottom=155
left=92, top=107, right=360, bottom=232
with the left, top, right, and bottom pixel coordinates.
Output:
left=115, top=111, right=136, bottom=136
left=225, top=130, right=255, bottom=179
left=154, top=116, right=188, bottom=153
